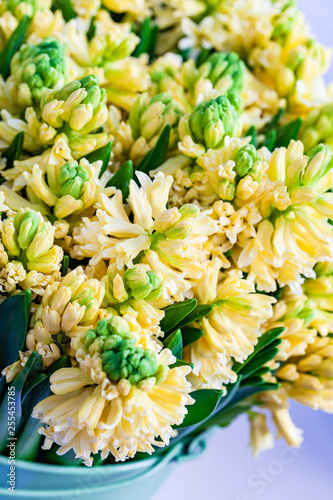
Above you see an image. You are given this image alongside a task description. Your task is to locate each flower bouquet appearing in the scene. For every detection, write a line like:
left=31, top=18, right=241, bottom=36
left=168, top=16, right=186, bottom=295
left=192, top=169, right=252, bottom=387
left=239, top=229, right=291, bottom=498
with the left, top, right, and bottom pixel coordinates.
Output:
left=0, top=0, right=332, bottom=498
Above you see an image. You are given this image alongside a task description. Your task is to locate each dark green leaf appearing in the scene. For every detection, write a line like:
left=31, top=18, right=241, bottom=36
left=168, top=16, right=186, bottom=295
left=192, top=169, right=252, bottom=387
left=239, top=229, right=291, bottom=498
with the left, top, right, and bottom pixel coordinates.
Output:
left=177, top=389, right=224, bottom=428
left=160, top=298, right=197, bottom=335
left=182, top=327, right=205, bottom=348
left=133, top=18, right=158, bottom=59
left=137, top=124, right=170, bottom=174
left=0, top=290, right=31, bottom=372
left=275, top=118, right=302, bottom=148
left=163, top=329, right=182, bottom=359
left=233, top=327, right=284, bottom=374
left=0, top=16, right=30, bottom=79
left=264, top=128, right=277, bottom=151
left=178, top=304, right=214, bottom=329
left=106, top=160, right=133, bottom=199
left=169, top=359, right=194, bottom=369
left=228, top=381, right=279, bottom=406
left=0, top=351, right=42, bottom=452
left=22, top=374, right=47, bottom=403
left=80, top=141, right=113, bottom=178
left=52, top=0, right=76, bottom=21
left=61, top=254, right=69, bottom=276
left=2, top=132, right=24, bottom=169
left=238, top=345, right=281, bottom=379
left=245, top=126, right=257, bottom=146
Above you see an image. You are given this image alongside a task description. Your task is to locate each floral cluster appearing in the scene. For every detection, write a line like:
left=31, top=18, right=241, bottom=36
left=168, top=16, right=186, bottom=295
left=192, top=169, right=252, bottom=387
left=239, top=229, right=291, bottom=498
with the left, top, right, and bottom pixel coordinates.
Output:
left=0, top=0, right=332, bottom=468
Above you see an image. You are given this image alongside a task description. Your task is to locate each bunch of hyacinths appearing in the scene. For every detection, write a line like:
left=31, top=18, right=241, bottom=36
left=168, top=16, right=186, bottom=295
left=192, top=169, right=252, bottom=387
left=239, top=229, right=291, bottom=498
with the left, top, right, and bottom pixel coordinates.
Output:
left=299, top=101, right=333, bottom=151
left=234, top=142, right=333, bottom=293
left=7, top=37, right=68, bottom=109
left=22, top=158, right=115, bottom=221
left=128, top=92, right=183, bottom=163
left=0, top=208, right=63, bottom=294
left=178, top=94, right=243, bottom=157
left=0, top=75, right=109, bottom=157
left=32, top=315, right=194, bottom=465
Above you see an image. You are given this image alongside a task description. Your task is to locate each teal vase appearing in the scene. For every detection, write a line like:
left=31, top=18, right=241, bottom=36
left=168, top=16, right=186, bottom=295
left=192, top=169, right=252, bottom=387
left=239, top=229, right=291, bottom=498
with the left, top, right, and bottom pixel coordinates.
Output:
left=0, top=429, right=214, bottom=499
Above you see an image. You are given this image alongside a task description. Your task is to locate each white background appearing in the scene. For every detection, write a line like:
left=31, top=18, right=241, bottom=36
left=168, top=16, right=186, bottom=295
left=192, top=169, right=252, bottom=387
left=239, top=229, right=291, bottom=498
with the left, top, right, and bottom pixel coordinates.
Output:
left=153, top=2, right=333, bottom=499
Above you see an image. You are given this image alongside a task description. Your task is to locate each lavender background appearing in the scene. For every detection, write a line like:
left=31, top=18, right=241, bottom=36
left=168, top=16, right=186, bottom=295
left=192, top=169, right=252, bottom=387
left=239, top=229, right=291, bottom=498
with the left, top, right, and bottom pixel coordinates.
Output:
left=153, top=2, right=333, bottom=499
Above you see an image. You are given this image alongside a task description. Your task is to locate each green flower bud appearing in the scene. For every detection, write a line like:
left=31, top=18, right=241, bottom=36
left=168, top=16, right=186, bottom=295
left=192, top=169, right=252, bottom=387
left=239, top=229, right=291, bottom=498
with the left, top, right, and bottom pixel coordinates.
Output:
left=129, top=92, right=182, bottom=145
left=10, top=37, right=67, bottom=106
left=198, top=52, right=246, bottom=95
left=83, top=316, right=160, bottom=385
left=299, top=102, right=333, bottom=151
left=59, top=161, right=90, bottom=199
left=123, top=266, right=162, bottom=301
left=185, top=94, right=243, bottom=150
left=3, top=0, right=50, bottom=18
left=234, top=144, right=263, bottom=181
left=13, top=208, right=41, bottom=250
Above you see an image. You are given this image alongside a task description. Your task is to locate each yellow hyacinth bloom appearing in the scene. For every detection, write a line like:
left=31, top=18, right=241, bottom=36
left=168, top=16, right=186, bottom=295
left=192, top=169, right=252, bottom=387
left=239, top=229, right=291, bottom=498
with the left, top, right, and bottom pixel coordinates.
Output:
left=32, top=315, right=193, bottom=465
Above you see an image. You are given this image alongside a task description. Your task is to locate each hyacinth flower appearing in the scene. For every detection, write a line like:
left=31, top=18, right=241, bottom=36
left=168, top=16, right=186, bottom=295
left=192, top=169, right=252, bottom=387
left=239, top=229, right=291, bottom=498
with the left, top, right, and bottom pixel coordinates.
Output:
left=299, top=101, right=333, bottom=151
left=127, top=92, right=183, bottom=164
left=72, top=171, right=217, bottom=285
left=0, top=0, right=51, bottom=19
left=64, top=9, right=151, bottom=110
left=0, top=75, right=109, bottom=158
left=276, top=336, right=333, bottom=413
left=178, top=93, right=243, bottom=157
left=15, top=266, right=105, bottom=369
left=183, top=259, right=275, bottom=390
left=32, top=315, right=194, bottom=465
left=0, top=37, right=68, bottom=113
left=22, top=157, right=115, bottom=220
left=235, top=141, right=333, bottom=293
left=0, top=207, right=63, bottom=294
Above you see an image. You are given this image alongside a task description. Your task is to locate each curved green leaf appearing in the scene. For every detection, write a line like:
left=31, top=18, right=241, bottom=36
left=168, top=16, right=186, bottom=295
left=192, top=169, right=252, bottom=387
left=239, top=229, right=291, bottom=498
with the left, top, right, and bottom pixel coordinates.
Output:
left=80, top=141, right=113, bottom=178
left=160, top=298, right=197, bottom=335
left=52, top=0, right=76, bottom=21
left=2, top=132, right=24, bottom=169
left=177, top=389, right=223, bottom=429
left=0, top=290, right=31, bottom=372
left=0, top=16, right=30, bottom=79
left=133, top=18, right=158, bottom=59
left=275, top=118, right=302, bottom=148
left=182, top=327, right=205, bottom=348
left=178, top=304, right=214, bottom=329
left=244, top=126, right=257, bottom=147
left=106, top=160, right=133, bottom=199
left=163, top=329, right=182, bottom=359
left=137, top=124, right=170, bottom=174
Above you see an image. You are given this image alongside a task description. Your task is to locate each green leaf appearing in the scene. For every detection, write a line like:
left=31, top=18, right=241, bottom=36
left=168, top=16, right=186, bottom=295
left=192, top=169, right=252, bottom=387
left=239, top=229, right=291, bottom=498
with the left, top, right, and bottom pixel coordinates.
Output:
left=238, top=344, right=281, bottom=379
left=106, top=160, right=133, bottom=199
left=0, top=351, right=42, bottom=453
left=245, top=126, right=257, bottom=147
left=0, top=290, right=31, bottom=372
left=163, top=329, right=182, bottom=359
left=160, top=298, right=197, bottom=335
left=275, top=118, right=302, bottom=148
left=233, top=327, right=284, bottom=374
left=169, top=359, right=194, bottom=369
left=181, top=327, right=205, bottom=348
left=61, top=254, right=69, bottom=276
left=133, top=18, right=158, bottom=59
left=177, top=304, right=214, bottom=329
left=264, top=128, right=277, bottom=151
left=0, top=16, right=30, bottom=79
left=80, top=141, right=113, bottom=178
left=229, top=382, right=279, bottom=406
left=2, top=132, right=24, bottom=169
left=22, top=374, right=47, bottom=403
left=52, top=0, right=76, bottom=21
left=177, top=389, right=224, bottom=429
left=137, top=124, right=170, bottom=174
